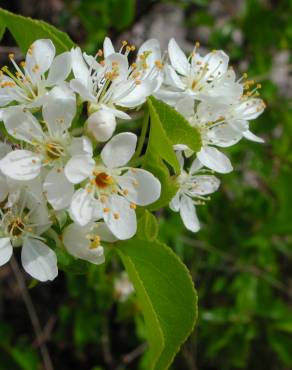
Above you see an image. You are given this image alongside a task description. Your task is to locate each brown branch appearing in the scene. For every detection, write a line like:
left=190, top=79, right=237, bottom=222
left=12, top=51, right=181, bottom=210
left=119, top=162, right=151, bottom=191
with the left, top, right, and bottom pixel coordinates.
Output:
left=115, top=342, right=148, bottom=370
left=10, top=257, right=54, bottom=370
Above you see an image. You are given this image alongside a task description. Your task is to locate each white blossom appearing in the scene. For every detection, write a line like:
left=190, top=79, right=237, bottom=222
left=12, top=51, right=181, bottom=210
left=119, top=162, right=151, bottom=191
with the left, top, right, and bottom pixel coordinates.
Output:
left=70, top=37, right=163, bottom=141
left=170, top=154, right=220, bottom=232
left=65, top=132, right=161, bottom=239
left=0, top=187, right=57, bottom=282
left=114, top=271, right=134, bottom=302
left=0, top=86, right=90, bottom=210
left=0, top=39, right=71, bottom=109
left=63, top=221, right=117, bottom=264
left=156, top=38, right=243, bottom=108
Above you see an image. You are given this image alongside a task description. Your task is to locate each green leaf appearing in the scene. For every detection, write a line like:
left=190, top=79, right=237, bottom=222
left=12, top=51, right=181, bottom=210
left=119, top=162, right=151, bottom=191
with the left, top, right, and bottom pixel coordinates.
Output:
left=147, top=97, right=179, bottom=172
left=137, top=210, right=159, bottom=241
left=116, top=237, right=198, bottom=370
left=0, top=23, right=5, bottom=40
left=148, top=96, right=202, bottom=154
left=143, top=151, right=178, bottom=211
left=0, top=8, right=74, bottom=53
left=10, top=345, right=39, bottom=370
left=110, top=0, right=135, bottom=31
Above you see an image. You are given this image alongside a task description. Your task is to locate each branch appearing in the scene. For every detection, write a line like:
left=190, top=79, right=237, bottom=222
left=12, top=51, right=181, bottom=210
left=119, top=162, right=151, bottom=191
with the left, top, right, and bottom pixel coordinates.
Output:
left=10, top=257, right=54, bottom=370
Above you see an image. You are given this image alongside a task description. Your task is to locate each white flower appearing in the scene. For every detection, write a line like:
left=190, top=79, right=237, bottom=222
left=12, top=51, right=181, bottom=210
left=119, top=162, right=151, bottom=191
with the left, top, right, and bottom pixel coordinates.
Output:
left=0, top=143, right=11, bottom=205
left=0, top=39, right=71, bottom=108
left=0, top=86, right=90, bottom=210
left=70, top=37, right=163, bottom=140
left=86, top=109, right=117, bottom=142
left=0, top=188, right=57, bottom=282
left=224, top=97, right=266, bottom=143
left=170, top=154, right=220, bottom=232
left=65, top=132, right=161, bottom=239
left=114, top=271, right=134, bottom=302
left=63, top=221, right=117, bottom=265
left=175, top=96, right=265, bottom=173
left=156, top=38, right=243, bottom=108
left=175, top=98, right=235, bottom=173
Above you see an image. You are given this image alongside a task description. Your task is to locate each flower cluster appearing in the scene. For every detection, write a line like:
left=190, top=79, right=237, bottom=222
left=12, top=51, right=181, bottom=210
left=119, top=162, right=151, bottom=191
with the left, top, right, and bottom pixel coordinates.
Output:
left=0, top=37, right=265, bottom=281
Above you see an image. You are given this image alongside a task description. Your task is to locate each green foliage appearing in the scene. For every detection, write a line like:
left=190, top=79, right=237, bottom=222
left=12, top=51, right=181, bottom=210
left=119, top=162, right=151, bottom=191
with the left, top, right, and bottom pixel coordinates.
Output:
left=137, top=209, right=159, bottom=241
left=116, top=236, right=197, bottom=370
left=64, top=0, right=135, bottom=53
left=143, top=95, right=201, bottom=211
left=0, top=7, right=74, bottom=52
left=146, top=97, right=180, bottom=172
left=148, top=96, right=201, bottom=154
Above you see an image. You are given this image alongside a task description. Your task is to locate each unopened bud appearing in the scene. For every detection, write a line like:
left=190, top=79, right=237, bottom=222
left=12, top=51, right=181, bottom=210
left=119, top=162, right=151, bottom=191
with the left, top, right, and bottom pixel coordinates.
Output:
left=86, top=110, right=116, bottom=142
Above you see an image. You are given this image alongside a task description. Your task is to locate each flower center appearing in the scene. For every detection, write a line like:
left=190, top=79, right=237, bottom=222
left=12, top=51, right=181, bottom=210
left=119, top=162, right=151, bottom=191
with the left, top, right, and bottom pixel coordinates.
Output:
left=8, top=218, right=25, bottom=236
left=95, top=172, right=114, bottom=188
left=46, top=142, right=64, bottom=160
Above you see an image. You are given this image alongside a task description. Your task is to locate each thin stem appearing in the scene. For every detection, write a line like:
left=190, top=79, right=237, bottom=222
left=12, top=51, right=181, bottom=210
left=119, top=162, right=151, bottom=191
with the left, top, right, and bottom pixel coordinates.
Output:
left=115, top=342, right=148, bottom=370
left=10, top=257, right=54, bottom=370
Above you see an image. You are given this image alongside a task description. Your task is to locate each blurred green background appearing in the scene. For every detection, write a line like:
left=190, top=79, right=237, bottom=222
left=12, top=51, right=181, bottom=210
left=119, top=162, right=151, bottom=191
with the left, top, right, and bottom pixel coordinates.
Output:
left=0, top=0, right=291, bottom=369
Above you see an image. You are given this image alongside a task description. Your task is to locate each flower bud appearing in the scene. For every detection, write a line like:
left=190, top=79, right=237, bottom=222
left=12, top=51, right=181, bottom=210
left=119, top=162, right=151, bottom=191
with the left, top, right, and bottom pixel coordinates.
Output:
left=86, top=110, right=116, bottom=142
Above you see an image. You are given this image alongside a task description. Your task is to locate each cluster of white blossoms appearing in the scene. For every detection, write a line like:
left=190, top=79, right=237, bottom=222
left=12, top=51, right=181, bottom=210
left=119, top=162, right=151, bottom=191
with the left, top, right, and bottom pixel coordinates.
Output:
left=0, top=37, right=265, bottom=281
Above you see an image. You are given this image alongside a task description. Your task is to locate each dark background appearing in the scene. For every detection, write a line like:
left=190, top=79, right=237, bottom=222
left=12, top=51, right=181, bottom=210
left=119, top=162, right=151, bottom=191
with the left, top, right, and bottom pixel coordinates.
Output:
left=0, top=1, right=291, bottom=369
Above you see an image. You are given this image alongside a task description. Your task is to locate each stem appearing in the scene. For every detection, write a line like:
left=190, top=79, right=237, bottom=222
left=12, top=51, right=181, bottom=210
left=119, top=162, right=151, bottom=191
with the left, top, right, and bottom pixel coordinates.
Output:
left=10, top=257, right=54, bottom=370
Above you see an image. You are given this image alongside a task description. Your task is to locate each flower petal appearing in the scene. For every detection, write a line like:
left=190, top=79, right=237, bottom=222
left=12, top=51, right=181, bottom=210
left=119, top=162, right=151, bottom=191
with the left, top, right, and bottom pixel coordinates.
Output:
left=64, top=155, right=94, bottom=184
left=3, top=109, right=44, bottom=143
left=43, top=85, right=76, bottom=135
left=63, top=223, right=105, bottom=265
left=69, top=136, right=93, bottom=157
left=164, top=64, right=186, bottom=90
left=70, top=78, right=95, bottom=102
left=70, top=188, right=101, bottom=226
left=189, top=158, right=203, bottom=174
left=169, top=191, right=181, bottom=212
left=71, top=47, right=90, bottom=84
left=202, top=50, right=229, bottom=80
left=117, top=169, right=161, bottom=206
left=101, top=132, right=137, bottom=168
left=208, top=124, right=242, bottom=148
left=0, top=238, right=13, bottom=266
left=189, top=175, right=220, bottom=196
left=243, top=129, right=264, bottom=143
left=97, top=222, right=118, bottom=243
left=21, top=238, right=58, bottom=282
left=197, top=146, right=233, bottom=174
left=0, top=142, right=11, bottom=160
left=103, top=37, right=115, bottom=57
left=103, top=194, right=137, bottom=240
left=0, top=173, right=8, bottom=202
left=26, top=39, right=55, bottom=77
left=138, top=38, right=161, bottom=65
left=44, top=167, right=74, bottom=210
left=175, top=96, right=194, bottom=118
left=27, top=196, right=51, bottom=235
left=0, top=150, right=42, bottom=181
left=180, top=195, right=200, bottom=232
left=117, top=80, right=156, bottom=107
left=168, top=38, right=189, bottom=76
left=46, top=51, right=72, bottom=86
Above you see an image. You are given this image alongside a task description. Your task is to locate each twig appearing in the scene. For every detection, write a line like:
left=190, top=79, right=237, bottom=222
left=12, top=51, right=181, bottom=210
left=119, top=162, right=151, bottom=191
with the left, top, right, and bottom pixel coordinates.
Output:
left=115, top=342, right=148, bottom=370
left=101, top=315, right=114, bottom=369
left=10, top=256, right=54, bottom=370
left=183, top=237, right=292, bottom=299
